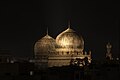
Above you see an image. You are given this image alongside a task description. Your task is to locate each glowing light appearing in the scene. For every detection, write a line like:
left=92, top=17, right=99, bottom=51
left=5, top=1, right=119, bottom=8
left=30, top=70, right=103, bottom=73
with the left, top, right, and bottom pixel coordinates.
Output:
left=60, top=37, right=72, bottom=47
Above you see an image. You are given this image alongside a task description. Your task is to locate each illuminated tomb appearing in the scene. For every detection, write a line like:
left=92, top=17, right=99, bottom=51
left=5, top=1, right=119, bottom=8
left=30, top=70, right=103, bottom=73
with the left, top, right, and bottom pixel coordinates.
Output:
left=34, top=23, right=91, bottom=68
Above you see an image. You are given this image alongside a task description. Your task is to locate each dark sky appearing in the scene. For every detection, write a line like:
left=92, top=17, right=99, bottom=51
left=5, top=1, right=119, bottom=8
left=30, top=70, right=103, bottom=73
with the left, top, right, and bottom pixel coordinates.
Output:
left=0, top=0, right=119, bottom=60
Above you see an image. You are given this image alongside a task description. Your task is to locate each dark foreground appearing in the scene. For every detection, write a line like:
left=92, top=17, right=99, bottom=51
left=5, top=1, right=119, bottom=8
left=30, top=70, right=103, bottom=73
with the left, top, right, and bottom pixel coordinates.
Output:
left=0, top=60, right=120, bottom=80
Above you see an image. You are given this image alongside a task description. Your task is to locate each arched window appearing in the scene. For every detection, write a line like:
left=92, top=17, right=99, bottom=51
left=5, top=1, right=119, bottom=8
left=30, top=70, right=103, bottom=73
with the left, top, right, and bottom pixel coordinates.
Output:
left=67, top=52, right=69, bottom=55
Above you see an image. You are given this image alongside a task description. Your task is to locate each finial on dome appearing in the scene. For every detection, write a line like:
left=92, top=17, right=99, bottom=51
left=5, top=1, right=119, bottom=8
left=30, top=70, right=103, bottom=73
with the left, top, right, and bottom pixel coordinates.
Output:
left=68, top=20, right=71, bottom=29
left=46, top=27, right=48, bottom=36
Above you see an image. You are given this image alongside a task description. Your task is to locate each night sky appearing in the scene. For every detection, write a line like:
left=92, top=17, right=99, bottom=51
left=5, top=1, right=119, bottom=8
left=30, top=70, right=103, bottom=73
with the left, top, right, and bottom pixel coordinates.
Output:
left=0, top=0, right=119, bottom=60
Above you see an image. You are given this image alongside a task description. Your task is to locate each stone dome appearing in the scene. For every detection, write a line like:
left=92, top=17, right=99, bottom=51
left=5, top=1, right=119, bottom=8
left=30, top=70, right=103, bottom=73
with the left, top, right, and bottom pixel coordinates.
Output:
left=34, top=34, right=57, bottom=55
left=56, top=27, right=84, bottom=49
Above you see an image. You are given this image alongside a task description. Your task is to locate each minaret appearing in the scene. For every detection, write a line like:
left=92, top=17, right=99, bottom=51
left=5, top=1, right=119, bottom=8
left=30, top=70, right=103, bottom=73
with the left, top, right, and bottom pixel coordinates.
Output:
left=106, top=42, right=112, bottom=60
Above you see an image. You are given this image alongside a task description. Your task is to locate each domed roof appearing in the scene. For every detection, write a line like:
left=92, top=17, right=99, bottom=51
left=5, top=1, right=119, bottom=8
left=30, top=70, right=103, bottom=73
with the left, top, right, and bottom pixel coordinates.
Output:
left=56, top=27, right=84, bottom=49
left=34, top=34, right=57, bottom=54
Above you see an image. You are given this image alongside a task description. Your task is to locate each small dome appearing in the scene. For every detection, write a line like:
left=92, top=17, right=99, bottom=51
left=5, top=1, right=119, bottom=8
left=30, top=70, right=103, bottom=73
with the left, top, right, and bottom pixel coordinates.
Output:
left=34, top=34, right=57, bottom=54
left=56, top=28, right=84, bottom=49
